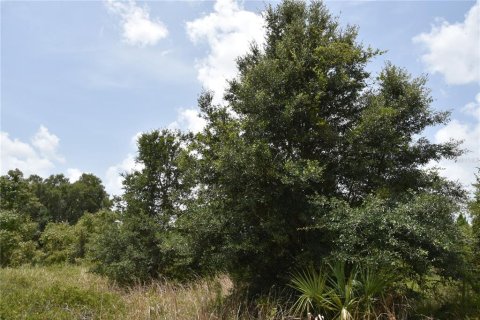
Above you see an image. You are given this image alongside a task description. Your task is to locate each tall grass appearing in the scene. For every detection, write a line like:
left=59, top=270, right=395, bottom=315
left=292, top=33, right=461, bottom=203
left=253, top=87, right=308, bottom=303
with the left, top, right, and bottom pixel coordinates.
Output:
left=3, top=264, right=476, bottom=319
left=0, top=265, right=123, bottom=319
left=0, top=265, right=291, bottom=320
left=120, top=274, right=233, bottom=319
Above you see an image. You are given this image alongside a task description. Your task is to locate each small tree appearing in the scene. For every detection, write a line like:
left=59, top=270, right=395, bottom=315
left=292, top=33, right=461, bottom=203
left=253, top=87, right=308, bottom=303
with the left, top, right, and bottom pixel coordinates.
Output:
left=90, top=130, right=194, bottom=284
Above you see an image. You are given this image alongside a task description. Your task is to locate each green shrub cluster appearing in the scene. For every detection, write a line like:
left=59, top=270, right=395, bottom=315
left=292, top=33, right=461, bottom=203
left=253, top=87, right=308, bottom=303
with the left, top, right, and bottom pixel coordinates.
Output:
left=0, top=210, right=39, bottom=267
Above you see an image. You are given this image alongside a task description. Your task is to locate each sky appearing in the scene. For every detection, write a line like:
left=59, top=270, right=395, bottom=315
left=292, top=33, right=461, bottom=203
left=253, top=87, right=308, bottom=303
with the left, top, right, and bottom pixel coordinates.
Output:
left=1, top=0, right=479, bottom=196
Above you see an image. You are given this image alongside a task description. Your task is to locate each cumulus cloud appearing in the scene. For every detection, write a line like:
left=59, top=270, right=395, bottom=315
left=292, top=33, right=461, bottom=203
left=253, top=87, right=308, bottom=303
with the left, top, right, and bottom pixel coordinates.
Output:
left=66, top=168, right=83, bottom=183
left=106, top=0, right=168, bottom=47
left=463, top=92, right=480, bottom=119
left=0, top=126, right=64, bottom=177
left=432, top=93, right=480, bottom=192
left=168, top=108, right=207, bottom=133
left=105, top=153, right=134, bottom=196
left=413, top=2, right=480, bottom=85
left=104, top=132, right=145, bottom=195
left=31, top=125, right=65, bottom=163
left=105, top=152, right=146, bottom=196
left=186, top=0, right=265, bottom=101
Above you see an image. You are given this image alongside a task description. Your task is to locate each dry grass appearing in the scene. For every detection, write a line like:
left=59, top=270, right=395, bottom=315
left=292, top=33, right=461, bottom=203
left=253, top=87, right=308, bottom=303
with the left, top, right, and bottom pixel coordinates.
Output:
left=0, top=265, right=312, bottom=320
left=0, top=265, right=292, bottom=320
left=1, top=265, right=425, bottom=319
left=0, top=265, right=124, bottom=319
left=120, top=275, right=233, bottom=319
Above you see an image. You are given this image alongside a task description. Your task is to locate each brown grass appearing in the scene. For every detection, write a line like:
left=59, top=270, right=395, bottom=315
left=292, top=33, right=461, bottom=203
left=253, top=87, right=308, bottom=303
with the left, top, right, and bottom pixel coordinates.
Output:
left=0, top=265, right=293, bottom=320
left=120, top=275, right=233, bottom=319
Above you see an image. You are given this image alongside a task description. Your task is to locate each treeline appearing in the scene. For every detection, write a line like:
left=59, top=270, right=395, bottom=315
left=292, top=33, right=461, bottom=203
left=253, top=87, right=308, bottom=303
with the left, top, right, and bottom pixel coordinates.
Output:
left=1, top=169, right=110, bottom=226
left=1, top=1, right=480, bottom=318
left=0, top=169, right=110, bottom=266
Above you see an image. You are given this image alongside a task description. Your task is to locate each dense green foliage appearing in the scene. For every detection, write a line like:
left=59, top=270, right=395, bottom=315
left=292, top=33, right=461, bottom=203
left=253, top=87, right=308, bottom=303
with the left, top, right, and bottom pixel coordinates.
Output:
left=470, top=171, right=480, bottom=266
left=1, top=1, right=479, bottom=318
left=314, top=193, right=463, bottom=278
left=87, top=130, right=196, bottom=284
left=0, top=210, right=39, bottom=267
left=0, top=170, right=110, bottom=267
left=40, top=222, right=78, bottom=265
left=183, top=0, right=464, bottom=293
left=0, top=169, right=110, bottom=227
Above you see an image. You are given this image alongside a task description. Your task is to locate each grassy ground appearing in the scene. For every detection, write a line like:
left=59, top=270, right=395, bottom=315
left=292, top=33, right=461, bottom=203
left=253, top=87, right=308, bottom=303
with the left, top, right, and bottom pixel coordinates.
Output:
left=7, top=265, right=477, bottom=319
left=0, top=265, right=234, bottom=320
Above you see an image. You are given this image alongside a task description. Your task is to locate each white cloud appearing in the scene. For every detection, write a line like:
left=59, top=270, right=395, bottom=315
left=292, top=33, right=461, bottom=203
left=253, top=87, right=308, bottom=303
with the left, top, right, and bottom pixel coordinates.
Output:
left=66, top=168, right=83, bottom=183
left=130, top=131, right=143, bottom=148
left=413, top=2, right=480, bottom=85
left=463, top=92, right=480, bottom=120
left=0, top=126, right=64, bottom=177
left=186, top=0, right=265, bottom=101
left=168, top=108, right=207, bottom=133
left=432, top=94, right=480, bottom=192
left=31, top=125, right=65, bottom=163
left=104, top=132, right=145, bottom=195
left=105, top=152, right=145, bottom=196
left=106, top=0, right=168, bottom=47
left=105, top=153, right=134, bottom=196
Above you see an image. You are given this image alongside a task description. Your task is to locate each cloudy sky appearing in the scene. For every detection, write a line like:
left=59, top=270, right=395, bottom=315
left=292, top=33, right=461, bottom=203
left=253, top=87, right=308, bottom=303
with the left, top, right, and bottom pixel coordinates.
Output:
left=1, top=0, right=479, bottom=195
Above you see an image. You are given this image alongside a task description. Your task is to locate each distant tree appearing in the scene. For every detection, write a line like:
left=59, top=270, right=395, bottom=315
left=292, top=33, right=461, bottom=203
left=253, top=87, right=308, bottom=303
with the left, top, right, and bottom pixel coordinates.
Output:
left=69, top=173, right=110, bottom=223
left=27, top=173, right=110, bottom=225
left=1, top=170, right=110, bottom=226
left=0, top=170, right=110, bottom=267
left=34, top=174, right=71, bottom=223
left=0, top=170, right=45, bottom=220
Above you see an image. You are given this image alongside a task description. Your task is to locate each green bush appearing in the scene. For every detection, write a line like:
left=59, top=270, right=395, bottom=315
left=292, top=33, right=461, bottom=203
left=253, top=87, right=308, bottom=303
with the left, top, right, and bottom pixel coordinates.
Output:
left=315, top=193, right=463, bottom=279
left=74, top=210, right=110, bottom=260
left=88, top=211, right=174, bottom=285
left=0, top=210, right=40, bottom=267
left=40, top=222, right=77, bottom=265
left=9, top=241, right=41, bottom=267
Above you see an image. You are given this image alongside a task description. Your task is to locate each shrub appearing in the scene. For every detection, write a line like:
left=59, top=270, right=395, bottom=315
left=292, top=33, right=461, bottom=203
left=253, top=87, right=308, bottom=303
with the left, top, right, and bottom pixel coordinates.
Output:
left=0, top=210, right=40, bottom=267
left=314, top=193, right=463, bottom=279
left=87, top=211, right=158, bottom=285
left=40, top=222, right=77, bottom=264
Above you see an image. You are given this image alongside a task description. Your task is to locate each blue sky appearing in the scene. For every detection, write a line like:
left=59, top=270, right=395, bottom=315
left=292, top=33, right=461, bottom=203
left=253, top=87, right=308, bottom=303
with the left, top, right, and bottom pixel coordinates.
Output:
left=1, top=0, right=479, bottom=195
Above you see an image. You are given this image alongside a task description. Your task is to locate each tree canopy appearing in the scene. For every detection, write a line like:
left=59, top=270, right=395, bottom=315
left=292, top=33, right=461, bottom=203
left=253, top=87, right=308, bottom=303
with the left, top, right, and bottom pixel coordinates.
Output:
left=177, top=0, right=464, bottom=292
left=0, top=170, right=110, bottom=226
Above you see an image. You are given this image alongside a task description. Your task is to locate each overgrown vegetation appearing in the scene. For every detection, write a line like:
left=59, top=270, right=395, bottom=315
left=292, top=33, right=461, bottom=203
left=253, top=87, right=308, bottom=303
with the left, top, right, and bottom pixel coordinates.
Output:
left=0, top=265, right=239, bottom=320
left=1, top=1, right=479, bottom=318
